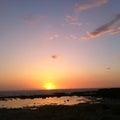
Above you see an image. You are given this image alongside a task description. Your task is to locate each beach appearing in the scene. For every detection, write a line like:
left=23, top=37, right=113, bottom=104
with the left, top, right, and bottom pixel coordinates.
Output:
left=0, top=102, right=120, bottom=120
left=0, top=88, right=120, bottom=120
left=1, top=0, right=120, bottom=119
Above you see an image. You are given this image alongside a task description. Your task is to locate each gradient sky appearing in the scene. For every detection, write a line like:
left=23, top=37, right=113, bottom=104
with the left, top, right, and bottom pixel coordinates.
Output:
left=0, top=0, right=120, bottom=90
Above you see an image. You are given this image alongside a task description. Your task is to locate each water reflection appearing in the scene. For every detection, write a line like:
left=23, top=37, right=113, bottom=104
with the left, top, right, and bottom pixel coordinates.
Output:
left=0, top=96, right=101, bottom=108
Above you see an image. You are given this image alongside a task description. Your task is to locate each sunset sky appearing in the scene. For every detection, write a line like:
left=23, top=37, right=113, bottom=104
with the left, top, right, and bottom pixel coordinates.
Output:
left=0, top=0, right=120, bottom=90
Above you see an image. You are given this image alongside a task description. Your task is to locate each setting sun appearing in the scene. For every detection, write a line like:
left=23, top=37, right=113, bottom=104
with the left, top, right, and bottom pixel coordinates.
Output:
left=44, top=83, right=56, bottom=90
left=0, top=0, right=120, bottom=91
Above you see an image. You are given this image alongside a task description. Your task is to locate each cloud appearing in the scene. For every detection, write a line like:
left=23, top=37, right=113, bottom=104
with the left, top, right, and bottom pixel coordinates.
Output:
left=81, top=14, right=120, bottom=40
left=49, top=33, right=59, bottom=40
left=23, top=15, right=45, bottom=24
left=66, top=34, right=78, bottom=41
left=65, top=15, right=82, bottom=26
left=51, top=55, right=60, bottom=59
left=75, top=0, right=109, bottom=12
left=106, top=66, right=111, bottom=71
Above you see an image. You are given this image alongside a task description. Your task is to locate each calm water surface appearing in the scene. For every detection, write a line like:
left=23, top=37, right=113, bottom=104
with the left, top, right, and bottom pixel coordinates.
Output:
left=0, top=89, right=100, bottom=108
left=0, top=96, right=100, bottom=108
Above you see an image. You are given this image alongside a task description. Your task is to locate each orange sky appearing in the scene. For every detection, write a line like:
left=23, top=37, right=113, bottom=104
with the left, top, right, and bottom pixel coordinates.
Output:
left=0, top=0, right=120, bottom=90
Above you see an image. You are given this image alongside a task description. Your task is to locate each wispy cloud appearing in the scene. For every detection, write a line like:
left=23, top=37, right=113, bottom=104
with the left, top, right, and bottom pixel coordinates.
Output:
left=75, top=0, right=109, bottom=12
left=81, top=14, right=120, bottom=40
left=66, top=34, right=78, bottom=41
left=65, top=15, right=82, bottom=26
left=49, top=33, right=59, bottom=40
left=23, top=15, right=45, bottom=24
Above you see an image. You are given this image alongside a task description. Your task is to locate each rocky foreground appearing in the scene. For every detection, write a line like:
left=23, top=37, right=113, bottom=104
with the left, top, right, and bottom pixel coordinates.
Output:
left=0, top=102, right=120, bottom=120
left=0, top=88, right=120, bottom=120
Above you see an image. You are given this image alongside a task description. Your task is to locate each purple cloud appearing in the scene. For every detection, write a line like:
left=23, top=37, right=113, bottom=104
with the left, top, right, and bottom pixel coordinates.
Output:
left=81, top=14, right=120, bottom=40
left=75, top=0, right=109, bottom=12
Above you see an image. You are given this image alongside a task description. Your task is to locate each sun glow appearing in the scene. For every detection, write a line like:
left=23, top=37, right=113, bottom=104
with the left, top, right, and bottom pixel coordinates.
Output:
left=44, top=83, right=56, bottom=90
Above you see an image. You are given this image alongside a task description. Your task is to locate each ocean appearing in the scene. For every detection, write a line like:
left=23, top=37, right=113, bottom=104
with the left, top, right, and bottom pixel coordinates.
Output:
left=0, top=88, right=98, bottom=97
left=0, top=88, right=100, bottom=109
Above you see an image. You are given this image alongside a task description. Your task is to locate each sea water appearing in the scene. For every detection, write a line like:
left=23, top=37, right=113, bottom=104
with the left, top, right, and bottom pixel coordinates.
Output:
left=0, top=89, right=100, bottom=108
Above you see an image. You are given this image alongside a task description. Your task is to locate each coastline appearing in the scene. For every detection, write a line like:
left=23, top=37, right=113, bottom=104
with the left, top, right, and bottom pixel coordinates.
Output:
left=0, top=102, right=120, bottom=120
left=0, top=88, right=120, bottom=100
left=0, top=88, right=120, bottom=120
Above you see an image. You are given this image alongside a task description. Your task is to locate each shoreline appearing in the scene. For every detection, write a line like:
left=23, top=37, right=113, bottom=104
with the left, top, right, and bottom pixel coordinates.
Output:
left=0, top=88, right=120, bottom=120
left=0, top=102, right=120, bottom=120
left=0, top=88, right=120, bottom=100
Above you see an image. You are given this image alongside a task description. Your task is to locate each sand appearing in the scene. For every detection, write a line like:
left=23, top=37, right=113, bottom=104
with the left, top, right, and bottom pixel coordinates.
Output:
left=0, top=102, right=120, bottom=120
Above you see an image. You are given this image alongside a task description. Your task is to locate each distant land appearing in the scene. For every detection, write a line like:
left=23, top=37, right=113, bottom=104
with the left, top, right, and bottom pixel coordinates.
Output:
left=0, top=88, right=120, bottom=100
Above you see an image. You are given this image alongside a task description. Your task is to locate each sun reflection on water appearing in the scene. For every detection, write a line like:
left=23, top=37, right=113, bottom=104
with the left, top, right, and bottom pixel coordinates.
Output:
left=0, top=96, right=93, bottom=109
